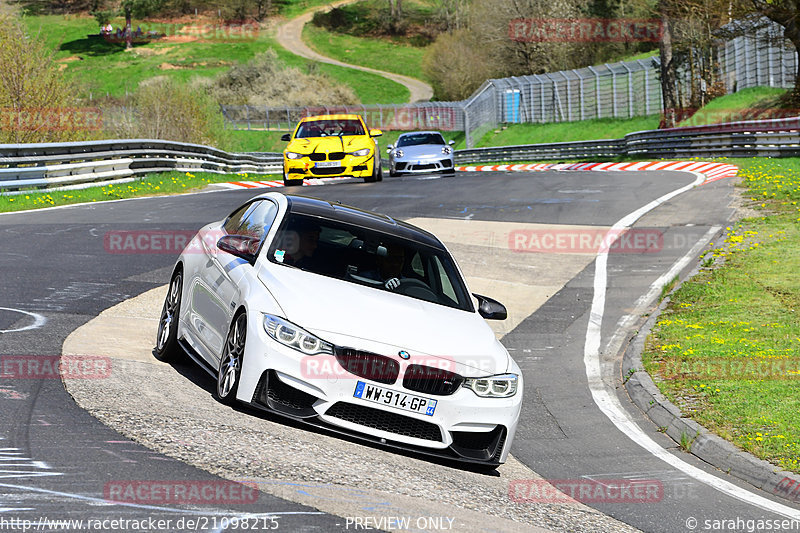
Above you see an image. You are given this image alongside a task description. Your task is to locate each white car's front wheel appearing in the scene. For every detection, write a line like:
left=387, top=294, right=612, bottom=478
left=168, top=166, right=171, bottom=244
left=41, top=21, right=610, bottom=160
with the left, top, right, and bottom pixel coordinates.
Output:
left=216, top=312, right=247, bottom=406
left=154, top=269, right=182, bottom=362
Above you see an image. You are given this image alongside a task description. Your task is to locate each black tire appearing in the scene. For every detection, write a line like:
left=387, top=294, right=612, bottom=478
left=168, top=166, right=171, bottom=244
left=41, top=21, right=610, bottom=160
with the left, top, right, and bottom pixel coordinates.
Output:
left=389, top=168, right=399, bottom=177
left=215, top=312, right=247, bottom=406
left=377, top=162, right=383, bottom=182
left=283, top=167, right=304, bottom=187
left=364, top=156, right=380, bottom=183
left=154, top=269, right=183, bottom=362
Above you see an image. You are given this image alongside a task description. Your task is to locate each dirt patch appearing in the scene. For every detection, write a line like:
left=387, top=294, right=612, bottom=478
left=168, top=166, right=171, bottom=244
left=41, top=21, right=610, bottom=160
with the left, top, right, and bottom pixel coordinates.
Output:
left=58, top=55, right=83, bottom=62
left=728, top=176, right=762, bottom=221
left=161, top=34, right=199, bottom=43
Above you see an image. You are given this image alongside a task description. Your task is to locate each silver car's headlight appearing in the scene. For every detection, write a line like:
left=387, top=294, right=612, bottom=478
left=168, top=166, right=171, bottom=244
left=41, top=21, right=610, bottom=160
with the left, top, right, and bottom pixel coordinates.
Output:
left=285, top=151, right=304, bottom=160
left=263, top=314, right=333, bottom=355
left=349, top=148, right=371, bottom=157
left=394, top=149, right=404, bottom=158
left=463, top=374, right=518, bottom=398
left=442, top=146, right=452, bottom=155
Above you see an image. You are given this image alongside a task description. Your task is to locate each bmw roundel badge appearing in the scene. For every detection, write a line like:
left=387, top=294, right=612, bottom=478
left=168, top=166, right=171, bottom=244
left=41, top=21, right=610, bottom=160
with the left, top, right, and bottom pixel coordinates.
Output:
left=398, top=350, right=411, bottom=360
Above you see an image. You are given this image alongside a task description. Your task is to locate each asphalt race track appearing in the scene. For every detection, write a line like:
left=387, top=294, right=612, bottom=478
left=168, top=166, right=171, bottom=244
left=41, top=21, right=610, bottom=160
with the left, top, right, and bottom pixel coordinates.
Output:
left=1, top=170, right=799, bottom=532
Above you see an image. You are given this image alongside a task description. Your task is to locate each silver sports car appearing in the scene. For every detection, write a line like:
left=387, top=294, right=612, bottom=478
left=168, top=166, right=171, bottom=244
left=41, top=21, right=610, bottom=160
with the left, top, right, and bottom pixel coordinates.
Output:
left=386, top=131, right=455, bottom=177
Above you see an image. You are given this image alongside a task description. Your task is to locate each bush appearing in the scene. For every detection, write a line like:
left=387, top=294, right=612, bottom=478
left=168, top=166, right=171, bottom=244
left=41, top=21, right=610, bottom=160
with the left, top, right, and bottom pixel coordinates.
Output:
left=0, top=13, right=92, bottom=143
left=210, top=49, right=358, bottom=107
left=422, top=28, right=495, bottom=101
left=107, top=76, right=226, bottom=146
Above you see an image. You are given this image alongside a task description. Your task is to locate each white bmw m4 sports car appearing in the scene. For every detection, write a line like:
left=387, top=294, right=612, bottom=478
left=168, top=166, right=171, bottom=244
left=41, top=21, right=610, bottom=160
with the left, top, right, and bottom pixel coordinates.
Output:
left=155, top=192, right=523, bottom=466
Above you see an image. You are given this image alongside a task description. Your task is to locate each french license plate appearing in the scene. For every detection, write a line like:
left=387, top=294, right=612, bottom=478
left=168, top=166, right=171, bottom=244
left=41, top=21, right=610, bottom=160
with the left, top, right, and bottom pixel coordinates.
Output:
left=353, top=381, right=437, bottom=416
left=315, top=161, right=340, bottom=168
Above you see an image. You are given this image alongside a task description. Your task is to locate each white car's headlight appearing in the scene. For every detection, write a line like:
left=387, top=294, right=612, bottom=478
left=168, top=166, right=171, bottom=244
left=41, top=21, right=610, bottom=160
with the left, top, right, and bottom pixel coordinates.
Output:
left=263, top=315, right=333, bottom=355
left=463, top=374, right=518, bottom=398
left=349, top=148, right=371, bottom=157
left=442, top=146, right=452, bottom=155
left=285, top=151, right=304, bottom=160
left=394, top=149, right=404, bottom=158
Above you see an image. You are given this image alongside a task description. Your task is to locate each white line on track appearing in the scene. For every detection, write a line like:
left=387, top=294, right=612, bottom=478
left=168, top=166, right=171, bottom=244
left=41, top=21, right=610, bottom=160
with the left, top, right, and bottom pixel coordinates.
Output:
left=0, top=308, right=46, bottom=333
left=583, top=172, right=800, bottom=519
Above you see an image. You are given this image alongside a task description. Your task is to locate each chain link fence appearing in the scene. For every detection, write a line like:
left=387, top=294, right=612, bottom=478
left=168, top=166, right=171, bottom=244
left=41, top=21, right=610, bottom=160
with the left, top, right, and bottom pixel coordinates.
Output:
left=220, top=103, right=465, bottom=134
left=718, top=18, right=798, bottom=92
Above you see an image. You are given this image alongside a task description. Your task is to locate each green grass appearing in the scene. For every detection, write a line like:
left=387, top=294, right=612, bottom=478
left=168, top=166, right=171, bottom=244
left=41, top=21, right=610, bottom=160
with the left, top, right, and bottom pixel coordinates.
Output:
left=261, top=33, right=409, bottom=104
left=643, top=157, right=800, bottom=473
left=303, top=23, right=429, bottom=83
left=678, top=87, right=788, bottom=127
left=276, top=0, right=347, bottom=19
left=21, top=13, right=409, bottom=104
left=476, top=115, right=661, bottom=147
left=0, top=171, right=279, bottom=213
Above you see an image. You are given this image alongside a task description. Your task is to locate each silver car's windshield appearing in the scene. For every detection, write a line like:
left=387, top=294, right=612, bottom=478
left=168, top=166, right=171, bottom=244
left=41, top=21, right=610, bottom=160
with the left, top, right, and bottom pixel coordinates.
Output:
left=397, top=133, right=445, bottom=147
left=267, top=213, right=473, bottom=312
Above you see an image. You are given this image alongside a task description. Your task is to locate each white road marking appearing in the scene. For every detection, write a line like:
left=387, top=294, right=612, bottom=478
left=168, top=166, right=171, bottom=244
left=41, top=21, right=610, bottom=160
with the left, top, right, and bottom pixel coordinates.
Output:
left=0, top=308, right=46, bottom=333
left=583, top=172, right=800, bottom=519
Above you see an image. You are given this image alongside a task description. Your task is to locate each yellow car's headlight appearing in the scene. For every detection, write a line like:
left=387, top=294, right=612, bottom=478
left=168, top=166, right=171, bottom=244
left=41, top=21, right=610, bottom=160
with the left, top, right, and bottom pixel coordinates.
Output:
left=349, top=148, right=371, bottom=157
left=285, top=151, right=304, bottom=160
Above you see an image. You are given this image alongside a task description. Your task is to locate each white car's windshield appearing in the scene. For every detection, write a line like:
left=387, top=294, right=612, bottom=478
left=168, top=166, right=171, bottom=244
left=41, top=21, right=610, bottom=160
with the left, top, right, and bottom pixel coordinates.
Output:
left=268, top=213, right=472, bottom=311
left=397, top=133, right=445, bottom=147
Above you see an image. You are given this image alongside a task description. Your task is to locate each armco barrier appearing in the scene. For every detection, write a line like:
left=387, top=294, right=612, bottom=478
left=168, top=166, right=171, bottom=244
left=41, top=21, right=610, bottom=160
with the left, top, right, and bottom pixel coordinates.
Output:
left=455, top=115, right=800, bottom=164
left=2, top=116, right=799, bottom=193
left=0, top=139, right=282, bottom=193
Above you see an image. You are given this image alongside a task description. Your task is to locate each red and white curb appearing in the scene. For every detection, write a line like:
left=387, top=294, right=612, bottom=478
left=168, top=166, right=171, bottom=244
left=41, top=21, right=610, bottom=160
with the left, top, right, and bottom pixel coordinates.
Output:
left=216, top=161, right=739, bottom=190
left=455, top=161, right=739, bottom=184
left=215, top=176, right=357, bottom=190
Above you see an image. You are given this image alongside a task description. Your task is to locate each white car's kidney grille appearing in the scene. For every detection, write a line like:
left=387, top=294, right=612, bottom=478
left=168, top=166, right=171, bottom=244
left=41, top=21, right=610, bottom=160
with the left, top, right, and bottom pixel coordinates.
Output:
left=335, top=348, right=400, bottom=385
left=326, top=402, right=442, bottom=442
left=402, top=364, right=464, bottom=396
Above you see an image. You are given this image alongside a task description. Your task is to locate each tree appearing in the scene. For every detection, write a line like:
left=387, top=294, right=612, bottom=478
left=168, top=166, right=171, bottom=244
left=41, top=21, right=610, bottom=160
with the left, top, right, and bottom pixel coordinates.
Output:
left=658, top=0, right=679, bottom=127
left=0, top=14, right=90, bottom=143
left=120, top=0, right=163, bottom=48
left=750, top=0, right=800, bottom=103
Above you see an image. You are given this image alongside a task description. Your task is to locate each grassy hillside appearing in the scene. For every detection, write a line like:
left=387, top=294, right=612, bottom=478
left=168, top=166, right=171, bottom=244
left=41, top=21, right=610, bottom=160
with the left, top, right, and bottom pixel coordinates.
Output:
left=476, top=115, right=661, bottom=147
left=22, top=12, right=409, bottom=103
left=677, top=87, right=788, bottom=126
left=303, top=23, right=428, bottom=82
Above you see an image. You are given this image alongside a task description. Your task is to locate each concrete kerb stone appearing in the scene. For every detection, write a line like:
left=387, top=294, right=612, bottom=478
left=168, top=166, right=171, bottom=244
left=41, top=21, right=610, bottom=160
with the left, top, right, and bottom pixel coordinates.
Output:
left=621, top=243, right=800, bottom=504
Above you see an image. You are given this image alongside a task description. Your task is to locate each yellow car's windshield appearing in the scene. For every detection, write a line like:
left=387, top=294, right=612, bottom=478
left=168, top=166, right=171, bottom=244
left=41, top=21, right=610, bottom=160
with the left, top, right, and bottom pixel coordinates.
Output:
left=296, top=119, right=365, bottom=138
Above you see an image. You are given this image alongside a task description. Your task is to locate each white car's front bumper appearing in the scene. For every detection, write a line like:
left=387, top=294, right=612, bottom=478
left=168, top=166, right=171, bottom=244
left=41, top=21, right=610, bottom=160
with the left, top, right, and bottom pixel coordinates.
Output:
left=236, top=318, right=522, bottom=464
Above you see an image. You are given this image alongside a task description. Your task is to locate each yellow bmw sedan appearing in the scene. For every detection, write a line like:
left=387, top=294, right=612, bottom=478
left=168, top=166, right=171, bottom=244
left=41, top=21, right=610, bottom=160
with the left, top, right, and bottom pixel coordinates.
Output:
left=281, top=114, right=383, bottom=186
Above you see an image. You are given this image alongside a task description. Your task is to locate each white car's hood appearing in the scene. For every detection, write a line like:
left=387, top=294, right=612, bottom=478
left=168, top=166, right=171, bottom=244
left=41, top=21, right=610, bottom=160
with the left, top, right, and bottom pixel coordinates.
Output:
left=257, top=264, right=508, bottom=375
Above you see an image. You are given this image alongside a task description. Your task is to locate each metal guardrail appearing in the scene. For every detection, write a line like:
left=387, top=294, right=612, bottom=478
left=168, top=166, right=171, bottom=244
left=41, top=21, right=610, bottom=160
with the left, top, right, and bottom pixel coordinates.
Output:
left=454, top=116, right=800, bottom=163
left=0, top=139, right=282, bottom=193
left=2, top=116, right=799, bottom=193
